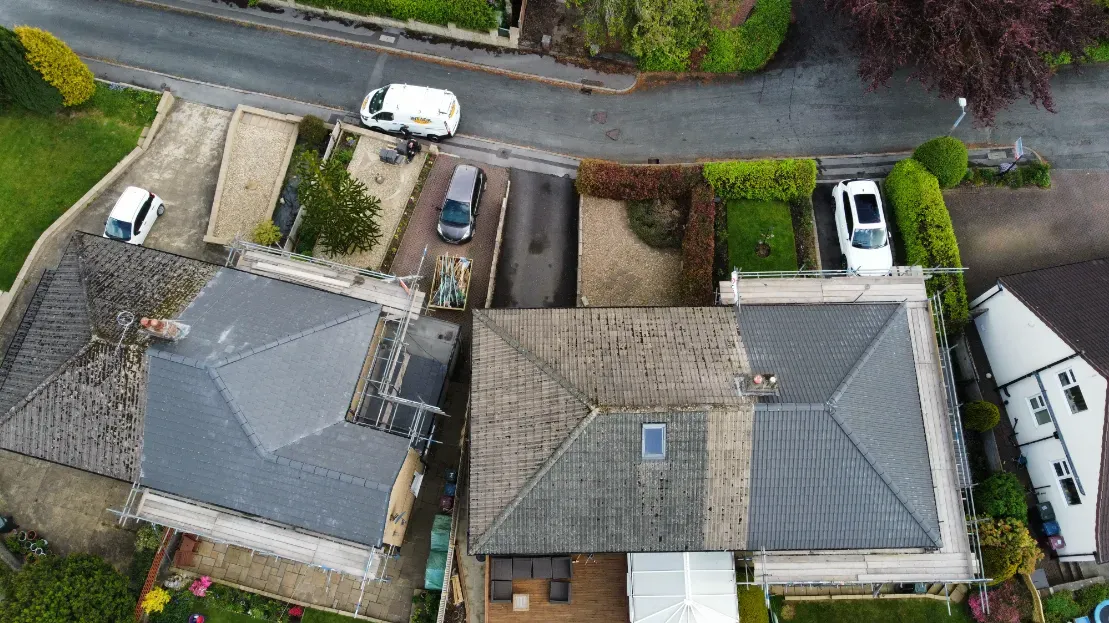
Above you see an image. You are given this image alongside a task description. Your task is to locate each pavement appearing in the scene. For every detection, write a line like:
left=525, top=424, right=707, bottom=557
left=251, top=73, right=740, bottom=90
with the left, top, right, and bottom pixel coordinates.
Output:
left=74, top=101, right=231, bottom=264
left=5, top=0, right=1109, bottom=165
left=490, top=170, right=578, bottom=308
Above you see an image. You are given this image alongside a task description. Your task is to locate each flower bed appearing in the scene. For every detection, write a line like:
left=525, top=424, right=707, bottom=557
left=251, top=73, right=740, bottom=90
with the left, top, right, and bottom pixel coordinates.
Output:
left=292, top=0, right=497, bottom=32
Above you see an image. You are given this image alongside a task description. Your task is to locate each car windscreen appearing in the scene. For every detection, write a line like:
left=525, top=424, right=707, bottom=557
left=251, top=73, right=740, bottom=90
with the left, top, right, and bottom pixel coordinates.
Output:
left=852, top=227, right=888, bottom=249
left=104, top=218, right=132, bottom=240
left=368, top=87, right=388, bottom=114
left=440, top=199, right=471, bottom=226
left=852, top=193, right=882, bottom=224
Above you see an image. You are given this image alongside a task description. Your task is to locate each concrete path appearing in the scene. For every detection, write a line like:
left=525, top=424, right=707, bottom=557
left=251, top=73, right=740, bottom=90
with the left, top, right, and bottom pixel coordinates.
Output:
left=5, top=0, right=1109, bottom=165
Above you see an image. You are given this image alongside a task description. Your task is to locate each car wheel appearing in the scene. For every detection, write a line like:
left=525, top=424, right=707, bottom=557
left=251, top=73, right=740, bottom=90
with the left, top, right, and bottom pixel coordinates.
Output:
left=369, top=126, right=385, bottom=134
left=156, top=204, right=165, bottom=216
left=428, top=135, right=442, bottom=143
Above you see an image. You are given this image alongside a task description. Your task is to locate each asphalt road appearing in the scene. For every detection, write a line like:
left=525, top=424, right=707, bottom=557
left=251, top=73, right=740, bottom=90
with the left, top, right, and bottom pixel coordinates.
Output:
left=491, top=170, right=578, bottom=308
left=3, top=0, right=1109, bottom=166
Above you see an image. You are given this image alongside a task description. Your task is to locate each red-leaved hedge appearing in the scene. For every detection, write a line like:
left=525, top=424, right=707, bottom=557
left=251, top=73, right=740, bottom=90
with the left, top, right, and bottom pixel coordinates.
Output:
left=576, top=159, right=703, bottom=200
left=681, top=183, right=716, bottom=306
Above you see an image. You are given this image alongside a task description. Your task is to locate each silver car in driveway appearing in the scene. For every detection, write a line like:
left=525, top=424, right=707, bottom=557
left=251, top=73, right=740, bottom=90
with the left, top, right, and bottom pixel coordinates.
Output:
left=437, top=164, right=486, bottom=244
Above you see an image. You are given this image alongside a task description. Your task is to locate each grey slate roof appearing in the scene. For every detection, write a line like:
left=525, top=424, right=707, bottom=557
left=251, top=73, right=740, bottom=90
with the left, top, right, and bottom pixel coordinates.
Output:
left=743, top=304, right=941, bottom=550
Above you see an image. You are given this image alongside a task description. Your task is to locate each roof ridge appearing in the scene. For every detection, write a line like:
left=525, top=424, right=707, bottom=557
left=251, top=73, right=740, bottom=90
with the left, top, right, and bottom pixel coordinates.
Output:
left=1000, top=256, right=1108, bottom=281
left=473, top=407, right=600, bottom=552
left=823, top=304, right=942, bottom=547
left=211, top=307, right=379, bottom=368
left=472, top=309, right=595, bottom=408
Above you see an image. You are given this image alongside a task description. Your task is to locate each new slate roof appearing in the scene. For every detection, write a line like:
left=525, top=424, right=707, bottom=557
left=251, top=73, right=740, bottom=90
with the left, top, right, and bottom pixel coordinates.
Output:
left=468, top=303, right=942, bottom=554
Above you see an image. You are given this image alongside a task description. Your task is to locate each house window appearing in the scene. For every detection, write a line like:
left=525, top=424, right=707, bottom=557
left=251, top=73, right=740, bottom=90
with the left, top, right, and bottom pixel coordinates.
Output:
left=1028, top=394, right=1051, bottom=426
left=1054, top=460, right=1082, bottom=506
left=642, top=423, right=666, bottom=460
left=1058, top=369, right=1088, bottom=414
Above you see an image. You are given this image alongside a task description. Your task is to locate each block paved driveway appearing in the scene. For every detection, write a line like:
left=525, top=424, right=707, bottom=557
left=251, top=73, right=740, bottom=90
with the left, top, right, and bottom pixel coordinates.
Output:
left=945, top=170, right=1109, bottom=298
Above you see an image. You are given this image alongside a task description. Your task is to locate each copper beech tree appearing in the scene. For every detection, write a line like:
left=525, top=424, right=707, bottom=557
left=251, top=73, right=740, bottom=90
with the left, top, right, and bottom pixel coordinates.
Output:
left=827, top=0, right=1109, bottom=124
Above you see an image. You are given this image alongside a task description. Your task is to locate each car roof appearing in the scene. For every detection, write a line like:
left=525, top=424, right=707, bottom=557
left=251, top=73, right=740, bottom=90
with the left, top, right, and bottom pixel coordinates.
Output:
left=446, top=165, right=481, bottom=203
left=382, top=84, right=454, bottom=117
left=108, top=186, right=151, bottom=221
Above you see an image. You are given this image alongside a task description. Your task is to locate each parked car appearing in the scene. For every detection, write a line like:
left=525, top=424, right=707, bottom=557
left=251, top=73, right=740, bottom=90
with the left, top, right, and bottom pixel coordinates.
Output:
left=437, top=165, right=486, bottom=244
left=360, top=84, right=460, bottom=142
left=103, top=186, right=164, bottom=246
left=832, top=179, right=893, bottom=274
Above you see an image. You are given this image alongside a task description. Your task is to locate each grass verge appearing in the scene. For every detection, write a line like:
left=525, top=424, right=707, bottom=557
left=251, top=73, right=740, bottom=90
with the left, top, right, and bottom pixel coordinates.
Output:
left=726, top=199, right=797, bottom=271
left=0, top=83, right=159, bottom=290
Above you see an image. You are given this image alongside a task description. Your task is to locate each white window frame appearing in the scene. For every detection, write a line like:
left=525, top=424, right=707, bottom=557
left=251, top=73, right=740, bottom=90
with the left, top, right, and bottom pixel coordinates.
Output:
left=642, top=423, right=666, bottom=460
left=1027, top=394, right=1051, bottom=426
left=1058, top=368, right=1089, bottom=414
left=1053, top=460, right=1082, bottom=506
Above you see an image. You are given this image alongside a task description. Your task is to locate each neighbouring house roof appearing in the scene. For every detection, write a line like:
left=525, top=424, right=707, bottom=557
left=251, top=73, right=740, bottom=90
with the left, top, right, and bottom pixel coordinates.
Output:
left=468, top=303, right=942, bottom=555
left=998, top=258, right=1109, bottom=378
left=0, top=233, right=441, bottom=547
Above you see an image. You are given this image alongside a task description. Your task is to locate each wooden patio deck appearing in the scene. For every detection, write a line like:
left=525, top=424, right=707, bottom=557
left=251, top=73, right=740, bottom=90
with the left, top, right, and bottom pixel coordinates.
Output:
left=485, top=554, right=628, bottom=623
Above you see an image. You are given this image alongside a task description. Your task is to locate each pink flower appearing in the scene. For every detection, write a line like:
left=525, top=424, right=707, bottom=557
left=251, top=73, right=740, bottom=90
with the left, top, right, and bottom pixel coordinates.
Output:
left=190, top=575, right=213, bottom=597
left=289, top=605, right=304, bottom=617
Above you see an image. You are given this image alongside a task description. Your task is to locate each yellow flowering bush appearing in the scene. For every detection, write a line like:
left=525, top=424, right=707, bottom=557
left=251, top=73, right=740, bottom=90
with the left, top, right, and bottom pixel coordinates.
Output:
left=13, top=26, right=95, bottom=106
left=142, top=586, right=171, bottom=615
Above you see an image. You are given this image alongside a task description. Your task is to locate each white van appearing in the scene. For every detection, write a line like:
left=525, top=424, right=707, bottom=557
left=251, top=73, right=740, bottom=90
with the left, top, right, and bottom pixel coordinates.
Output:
left=360, top=84, right=460, bottom=142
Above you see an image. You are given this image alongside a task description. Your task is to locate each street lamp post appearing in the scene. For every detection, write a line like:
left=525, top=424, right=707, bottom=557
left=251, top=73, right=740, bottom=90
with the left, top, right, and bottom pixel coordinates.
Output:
left=950, top=97, right=968, bottom=133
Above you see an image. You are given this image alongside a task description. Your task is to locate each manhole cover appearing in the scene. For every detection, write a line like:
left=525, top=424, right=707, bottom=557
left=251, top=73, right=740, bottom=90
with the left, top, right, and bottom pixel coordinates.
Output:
left=497, top=148, right=511, bottom=159
left=592, top=110, right=607, bottom=124
left=380, top=34, right=396, bottom=44
left=605, top=129, right=621, bottom=141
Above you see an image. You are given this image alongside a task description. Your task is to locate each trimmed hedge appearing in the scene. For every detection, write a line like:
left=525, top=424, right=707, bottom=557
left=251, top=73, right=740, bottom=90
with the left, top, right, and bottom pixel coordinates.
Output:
left=965, top=162, right=1052, bottom=189
left=0, top=26, right=63, bottom=113
left=681, top=183, right=717, bottom=305
left=884, top=159, right=969, bottom=331
left=789, top=195, right=819, bottom=270
left=975, top=472, right=1027, bottom=522
left=576, top=159, right=702, bottom=200
left=701, top=0, right=792, bottom=73
left=964, top=400, right=1001, bottom=432
left=295, top=0, right=497, bottom=32
left=702, top=159, right=816, bottom=203
left=14, top=27, right=94, bottom=107
left=912, top=136, right=968, bottom=189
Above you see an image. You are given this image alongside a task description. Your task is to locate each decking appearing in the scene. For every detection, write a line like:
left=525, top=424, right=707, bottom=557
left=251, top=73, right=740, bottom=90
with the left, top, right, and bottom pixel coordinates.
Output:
left=486, top=554, right=629, bottom=623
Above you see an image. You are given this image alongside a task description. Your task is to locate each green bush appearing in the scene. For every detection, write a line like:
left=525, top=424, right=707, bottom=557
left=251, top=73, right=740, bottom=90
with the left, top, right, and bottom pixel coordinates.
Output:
left=1048, top=39, right=1109, bottom=67
left=134, top=524, right=163, bottom=552
left=576, top=159, right=703, bottom=200
left=1076, top=583, right=1109, bottom=614
left=412, top=590, right=441, bottom=623
left=912, top=136, right=968, bottom=188
left=0, top=553, right=133, bottom=623
left=297, top=149, right=382, bottom=255
left=627, top=197, right=685, bottom=247
left=981, top=546, right=1018, bottom=586
left=789, top=195, right=819, bottom=269
left=630, top=0, right=710, bottom=71
left=252, top=220, right=283, bottom=246
left=298, top=114, right=329, bottom=150
left=14, top=27, right=95, bottom=107
left=964, top=162, right=1052, bottom=189
left=295, top=0, right=497, bottom=32
left=975, top=472, right=1027, bottom=521
left=701, top=0, right=792, bottom=72
left=702, top=159, right=817, bottom=203
left=1043, top=591, right=1083, bottom=623
left=681, top=183, right=717, bottom=305
left=964, top=400, right=1001, bottom=432
left=0, top=25, right=63, bottom=113
left=883, top=158, right=969, bottom=331
left=738, top=585, right=769, bottom=623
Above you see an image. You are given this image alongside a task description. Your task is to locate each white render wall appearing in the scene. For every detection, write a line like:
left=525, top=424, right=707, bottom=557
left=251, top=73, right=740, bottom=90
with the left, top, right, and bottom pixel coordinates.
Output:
left=974, top=286, right=1108, bottom=558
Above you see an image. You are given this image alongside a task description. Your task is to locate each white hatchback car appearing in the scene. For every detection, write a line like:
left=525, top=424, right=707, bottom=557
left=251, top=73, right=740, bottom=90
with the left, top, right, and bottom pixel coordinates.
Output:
left=832, top=179, right=893, bottom=274
left=103, top=186, right=164, bottom=245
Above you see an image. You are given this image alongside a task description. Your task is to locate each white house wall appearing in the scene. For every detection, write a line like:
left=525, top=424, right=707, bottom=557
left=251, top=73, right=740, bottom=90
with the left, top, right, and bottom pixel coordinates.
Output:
left=974, top=287, right=1109, bottom=559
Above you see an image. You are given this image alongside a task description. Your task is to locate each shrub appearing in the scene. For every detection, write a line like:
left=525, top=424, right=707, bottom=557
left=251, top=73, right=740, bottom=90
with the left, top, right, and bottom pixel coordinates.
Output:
left=1043, top=590, right=1082, bottom=623
left=148, top=590, right=197, bottom=623
left=627, top=197, right=685, bottom=247
left=965, top=400, right=1001, bottom=432
left=789, top=195, right=819, bottom=269
left=702, top=159, right=817, bottom=203
left=294, top=0, right=497, bottom=32
left=969, top=580, right=1026, bottom=623
left=134, top=524, right=163, bottom=553
left=630, top=0, right=710, bottom=71
left=681, top=183, right=717, bottom=305
left=0, top=25, right=63, bottom=113
left=412, top=590, right=441, bottom=623
left=1075, top=583, right=1109, bottom=614
left=575, top=159, right=702, bottom=200
left=738, top=585, right=769, bottom=623
left=13, top=27, right=95, bottom=106
left=975, top=472, right=1027, bottom=521
left=297, top=114, right=329, bottom=150
left=965, top=162, right=1052, bottom=189
left=252, top=220, right=283, bottom=246
left=142, top=586, right=171, bottom=615
left=981, top=547, right=1019, bottom=587
left=297, top=149, right=382, bottom=255
left=913, top=136, right=969, bottom=188
left=884, top=158, right=969, bottom=330
left=701, top=0, right=792, bottom=72
left=978, top=517, right=1042, bottom=585
left=0, top=553, right=133, bottom=623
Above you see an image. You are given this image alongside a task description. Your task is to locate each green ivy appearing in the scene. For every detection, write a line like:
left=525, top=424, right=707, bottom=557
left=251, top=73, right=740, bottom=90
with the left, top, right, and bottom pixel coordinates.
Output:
left=701, top=0, right=792, bottom=73
left=294, top=0, right=497, bottom=32
left=702, top=159, right=816, bottom=203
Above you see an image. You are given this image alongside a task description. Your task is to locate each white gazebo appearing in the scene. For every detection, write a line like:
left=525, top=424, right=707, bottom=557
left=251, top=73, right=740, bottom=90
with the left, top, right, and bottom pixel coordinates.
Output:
left=627, top=552, right=739, bottom=623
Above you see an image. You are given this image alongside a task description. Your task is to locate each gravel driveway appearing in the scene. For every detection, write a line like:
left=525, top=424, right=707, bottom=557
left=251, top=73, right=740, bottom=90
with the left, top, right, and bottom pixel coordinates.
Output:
left=579, top=197, right=682, bottom=307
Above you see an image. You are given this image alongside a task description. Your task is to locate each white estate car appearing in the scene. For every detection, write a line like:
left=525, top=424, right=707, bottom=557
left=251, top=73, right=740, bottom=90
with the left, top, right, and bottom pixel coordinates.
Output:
left=103, top=186, right=164, bottom=246
left=832, top=179, right=893, bottom=274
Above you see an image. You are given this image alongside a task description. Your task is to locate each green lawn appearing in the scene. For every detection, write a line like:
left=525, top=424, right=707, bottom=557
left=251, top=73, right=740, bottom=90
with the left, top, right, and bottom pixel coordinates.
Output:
left=303, top=608, right=361, bottom=622
left=725, top=199, right=798, bottom=272
left=0, top=84, right=160, bottom=290
left=781, top=598, right=973, bottom=623
left=192, top=605, right=262, bottom=623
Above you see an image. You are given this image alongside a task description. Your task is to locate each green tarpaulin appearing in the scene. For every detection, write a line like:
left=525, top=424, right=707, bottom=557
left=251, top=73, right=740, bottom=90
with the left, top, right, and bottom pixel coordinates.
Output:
left=424, top=513, right=452, bottom=590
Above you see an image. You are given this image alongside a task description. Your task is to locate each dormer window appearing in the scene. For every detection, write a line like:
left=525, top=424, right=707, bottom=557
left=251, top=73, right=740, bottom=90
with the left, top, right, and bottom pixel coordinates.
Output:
left=642, top=423, right=666, bottom=460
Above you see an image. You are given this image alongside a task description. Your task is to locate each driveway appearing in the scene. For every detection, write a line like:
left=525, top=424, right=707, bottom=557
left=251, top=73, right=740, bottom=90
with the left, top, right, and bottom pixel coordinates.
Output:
left=490, top=170, right=578, bottom=308
left=75, top=101, right=231, bottom=263
left=812, top=186, right=841, bottom=270
left=945, top=170, right=1109, bottom=298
